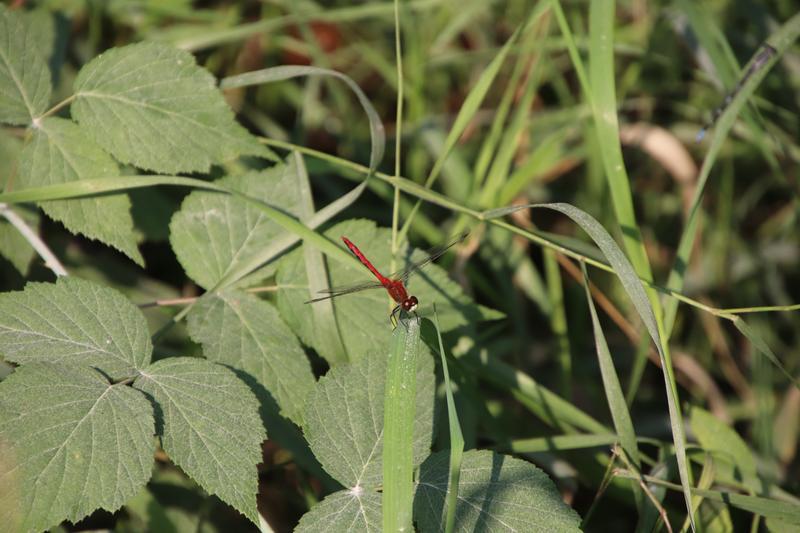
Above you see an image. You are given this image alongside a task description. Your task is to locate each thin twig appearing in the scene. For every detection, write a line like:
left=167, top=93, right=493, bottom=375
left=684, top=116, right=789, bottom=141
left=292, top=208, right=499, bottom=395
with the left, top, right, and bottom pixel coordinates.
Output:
left=0, top=203, right=67, bottom=277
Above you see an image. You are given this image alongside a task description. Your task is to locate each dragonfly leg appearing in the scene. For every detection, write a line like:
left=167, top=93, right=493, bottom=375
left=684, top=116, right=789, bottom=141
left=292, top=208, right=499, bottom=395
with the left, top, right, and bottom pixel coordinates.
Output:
left=390, top=305, right=400, bottom=329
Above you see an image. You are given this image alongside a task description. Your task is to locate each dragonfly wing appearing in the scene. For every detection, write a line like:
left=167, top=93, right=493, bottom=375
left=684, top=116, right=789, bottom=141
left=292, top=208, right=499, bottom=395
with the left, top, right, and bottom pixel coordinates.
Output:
left=304, top=279, right=384, bottom=304
left=387, top=231, right=469, bottom=282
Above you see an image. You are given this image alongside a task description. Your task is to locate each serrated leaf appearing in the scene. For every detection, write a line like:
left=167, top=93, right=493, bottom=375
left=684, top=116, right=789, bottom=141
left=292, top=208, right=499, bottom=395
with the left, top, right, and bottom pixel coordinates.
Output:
left=277, top=220, right=501, bottom=362
left=303, top=346, right=434, bottom=489
left=186, top=290, right=314, bottom=425
left=295, top=490, right=382, bottom=533
left=17, top=117, right=143, bottom=265
left=72, top=41, right=265, bottom=173
left=690, top=407, right=757, bottom=487
left=133, top=357, right=266, bottom=524
left=0, top=5, right=51, bottom=125
left=0, top=363, right=155, bottom=532
left=170, top=162, right=301, bottom=289
left=0, top=277, right=152, bottom=379
left=414, top=449, right=582, bottom=532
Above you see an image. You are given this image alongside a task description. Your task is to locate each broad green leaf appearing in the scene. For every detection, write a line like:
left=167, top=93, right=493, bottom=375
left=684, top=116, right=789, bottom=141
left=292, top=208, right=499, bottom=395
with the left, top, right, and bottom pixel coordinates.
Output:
left=72, top=41, right=265, bottom=173
left=295, top=490, right=382, bottom=533
left=690, top=407, right=757, bottom=486
left=0, top=96, right=23, bottom=183
left=133, top=357, right=266, bottom=524
left=0, top=277, right=152, bottom=379
left=277, top=219, right=501, bottom=363
left=303, top=346, right=435, bottom=489
left=17, top=117, right=143, bottom=265
left=170, top=162, right=301, bottom=290
left=0, top=363, right=155, bottom=532
left=414, top=449, right=582, bottom=532
left=0, top=5, right=51, bottom=125
left=185, top=290, right=314, bottom=425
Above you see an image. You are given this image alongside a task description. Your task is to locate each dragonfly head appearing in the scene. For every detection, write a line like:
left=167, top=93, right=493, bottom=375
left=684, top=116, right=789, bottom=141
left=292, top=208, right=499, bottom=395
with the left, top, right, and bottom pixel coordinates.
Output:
left=402, top=296, right=418, bottom=313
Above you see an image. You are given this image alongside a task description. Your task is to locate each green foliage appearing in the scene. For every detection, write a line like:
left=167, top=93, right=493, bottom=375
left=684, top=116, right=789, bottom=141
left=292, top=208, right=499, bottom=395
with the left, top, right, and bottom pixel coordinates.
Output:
left=414, top=450, right=582, bottom=531
left=0, top=279, right=266, bottom=530
left=0, top=363, right=154, bottom=532
left=71, top=42, right=266, bottom=173
left=0, top=0, right=798, bottom=531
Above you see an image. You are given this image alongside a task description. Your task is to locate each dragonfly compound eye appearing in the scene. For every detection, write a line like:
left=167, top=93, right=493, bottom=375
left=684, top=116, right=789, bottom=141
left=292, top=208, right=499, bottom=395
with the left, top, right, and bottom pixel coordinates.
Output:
left=403, top=296, right=418, bottom=312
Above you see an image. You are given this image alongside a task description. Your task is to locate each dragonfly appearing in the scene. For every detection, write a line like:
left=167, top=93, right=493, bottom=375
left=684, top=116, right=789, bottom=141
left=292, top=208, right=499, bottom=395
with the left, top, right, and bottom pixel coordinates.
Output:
left=305, top=232, right=469, bottom=322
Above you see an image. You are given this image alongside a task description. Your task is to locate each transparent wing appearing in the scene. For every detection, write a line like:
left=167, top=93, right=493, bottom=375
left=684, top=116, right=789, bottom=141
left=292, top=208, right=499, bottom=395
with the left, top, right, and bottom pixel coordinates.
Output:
left=389, top=231, right=469, bottom=283
left=304, top=279, right=385, bottom=304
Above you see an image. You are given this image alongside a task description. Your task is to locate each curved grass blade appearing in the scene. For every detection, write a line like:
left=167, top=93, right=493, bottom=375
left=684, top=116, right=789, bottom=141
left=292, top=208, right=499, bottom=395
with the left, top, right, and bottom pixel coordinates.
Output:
left=485, top=202, right=694, bottom=529
left=431, top=307, right=464, bottom=533
left=663, top=12, right=800, bottom=336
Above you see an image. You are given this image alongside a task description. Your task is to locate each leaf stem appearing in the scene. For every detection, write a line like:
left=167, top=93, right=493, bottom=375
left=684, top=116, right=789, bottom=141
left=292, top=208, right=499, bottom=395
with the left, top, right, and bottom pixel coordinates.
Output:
left=0, top=203, right=67, bottom=276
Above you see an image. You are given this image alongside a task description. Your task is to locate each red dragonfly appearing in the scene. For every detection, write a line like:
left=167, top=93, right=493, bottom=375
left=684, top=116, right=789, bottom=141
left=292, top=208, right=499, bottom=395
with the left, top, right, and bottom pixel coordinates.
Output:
left=305, top=232, right=468, bottom=321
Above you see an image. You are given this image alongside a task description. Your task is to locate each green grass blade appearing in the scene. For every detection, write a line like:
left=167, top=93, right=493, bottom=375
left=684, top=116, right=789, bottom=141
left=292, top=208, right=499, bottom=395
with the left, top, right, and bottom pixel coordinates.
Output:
left=294, top=152, right=349, bottom=363
left=398, top=22, right=522, bottom=243
left=581, top=263, right=640, bottom=466
left=546, top=250, right=571, bottom=399
left=662, top=13, right=800, bottom=336
left=383, top=315, right=421, bottom=532
left=432, top=308, right=464, bottom=533
left=581, top=262, right=643, bottom=515
left=732, top=317, right=800, bottom=389
left=486, top=202, right=694, bottom=529
left=221, top=66, right=385, bottom=176
left=588, top=0, right=659, bottom=313
left=458, top=349, right=608, bottom=434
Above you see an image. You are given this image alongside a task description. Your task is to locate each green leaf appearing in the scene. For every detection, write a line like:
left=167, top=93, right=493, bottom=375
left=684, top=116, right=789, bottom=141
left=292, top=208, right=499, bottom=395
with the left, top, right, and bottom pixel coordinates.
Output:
left=0, top=277, right=152, bottom=379
left=302, top=345, right=435, bottom=489
left=581, top=264, right=640, bottom=465
left=185, top=290, right=314, bottom=425
left=133, top=357, right=266, bottom=524
left=690, top=407, right=757, bottom=486
left=0, top=5, right=51, bottom=125
left=414, top=449, right=582, bottom=532
left=382, top=316, right=421, bottom=532
left=17, top=117, right=143, bottom=265
left=0, top=363, right=155, bottom=532
left=295, top=490, right=382, bottom=533
left=170, top=162, right=302, bottom=290
left=72, top=41, right=265, bottom=173
left=277, top=219, right=500, bottom=363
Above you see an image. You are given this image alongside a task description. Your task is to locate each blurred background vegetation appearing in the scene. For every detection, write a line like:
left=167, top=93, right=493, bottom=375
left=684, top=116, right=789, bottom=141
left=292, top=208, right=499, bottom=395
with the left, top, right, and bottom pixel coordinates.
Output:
left=2, top=0, right=799, bottom=531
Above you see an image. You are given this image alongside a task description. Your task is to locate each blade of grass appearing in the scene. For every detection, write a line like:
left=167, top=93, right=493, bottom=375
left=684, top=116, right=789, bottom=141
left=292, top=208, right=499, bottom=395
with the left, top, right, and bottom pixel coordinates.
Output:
left=676, top=0, right=777, bottom=165
left=457, top=349, right=608, bottom=434
left=662, top=12, right=800, bottom=337
left=221, top=66, right=385, bottom=176
left=431, top=307, right=464, bottom=533
left=383, top=315, right=422, bottom=532
left=615, top=472, right=800, bottom=524
left=732, top=317, right=800, bottom=389
left=294, top=152, right=349, bottom=364
left=486, top=202, right=694, bottom=530
left=397, top=16, right=526, bottom=244
left=581, top=263, right=640, bottom=467
left=546, top=250, right=572, bottom=399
